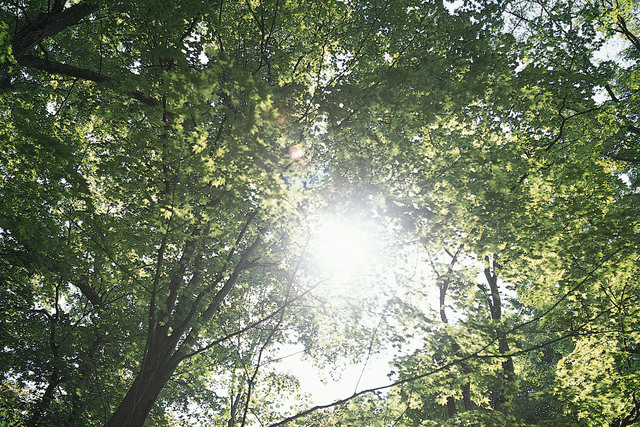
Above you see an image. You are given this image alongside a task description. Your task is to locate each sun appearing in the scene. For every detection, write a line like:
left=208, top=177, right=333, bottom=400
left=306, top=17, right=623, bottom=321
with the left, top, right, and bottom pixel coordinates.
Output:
left=310, top=214, right=376, bottom=275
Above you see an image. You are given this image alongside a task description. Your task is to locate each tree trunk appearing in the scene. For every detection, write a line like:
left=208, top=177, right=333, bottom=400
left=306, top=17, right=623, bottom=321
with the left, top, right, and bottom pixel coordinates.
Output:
left=12, top=2, right=100, bottom=58
left=484, top=256, right=514, bottom=413
left=437, top=249, right=473, bottom=417
left=105, top=335, right=181, bottom=427
left=26, top=367, right=62, bottom=427
left=105, top=231, right=259, bottom=426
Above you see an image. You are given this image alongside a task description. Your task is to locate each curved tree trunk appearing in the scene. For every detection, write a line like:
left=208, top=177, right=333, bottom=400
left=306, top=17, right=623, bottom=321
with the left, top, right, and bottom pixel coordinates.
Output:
left=484, top=255, right=514, bottom=413
left=436, top=247, right=472, bottom=417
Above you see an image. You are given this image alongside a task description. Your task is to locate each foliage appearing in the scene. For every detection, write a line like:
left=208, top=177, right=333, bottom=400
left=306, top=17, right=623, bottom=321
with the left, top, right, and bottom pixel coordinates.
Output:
left=0, top=0, right=639, bottom=426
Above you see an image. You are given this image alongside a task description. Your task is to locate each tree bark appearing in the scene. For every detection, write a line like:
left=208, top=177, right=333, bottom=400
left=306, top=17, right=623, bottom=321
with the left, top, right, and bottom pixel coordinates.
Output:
left=26, top=367, right=63, bottom=427
left=106, top=233, right=261, bottom=426
left=436, top=248, right=472, bottom=417
left=484, top=256, right=514, bottom=413
left=105, top=334, right=181, bottom=427
left=8, top=1, right=161, bottom=107
left=12, top=2, right=100, bottom=58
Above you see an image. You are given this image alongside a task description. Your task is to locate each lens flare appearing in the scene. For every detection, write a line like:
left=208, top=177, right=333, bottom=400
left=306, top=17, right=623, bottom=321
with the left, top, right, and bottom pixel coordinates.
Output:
left=288, top=145, right=304, bottom=160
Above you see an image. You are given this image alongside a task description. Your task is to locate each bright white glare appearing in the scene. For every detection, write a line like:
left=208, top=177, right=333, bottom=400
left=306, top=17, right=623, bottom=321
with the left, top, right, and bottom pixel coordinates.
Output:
left=310, top=215, right=376, bottom=275
left=444, top=0, right=463, bottom=14
left=593, top=37, right=633, bottom=67
left=198, top=50, right=209, bottom=65
left=272, top=343, right=393, bottom=406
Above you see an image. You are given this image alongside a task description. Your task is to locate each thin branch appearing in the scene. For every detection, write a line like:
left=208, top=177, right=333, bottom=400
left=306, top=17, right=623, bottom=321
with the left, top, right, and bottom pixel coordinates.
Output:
left=179, top=277, right=329, bottom=363
left=179, top=15, right=200, bottom=45
left=269, top=340, right=496, bottom=426
left=268, top=245, right=629, bottom=425
left=17, top=54, right=110, bottom=82
left=17, top=54, right=162, bottom=106
left=505, top=244, right=626, bottom=336
left=354, top=245, right=421, bottom=394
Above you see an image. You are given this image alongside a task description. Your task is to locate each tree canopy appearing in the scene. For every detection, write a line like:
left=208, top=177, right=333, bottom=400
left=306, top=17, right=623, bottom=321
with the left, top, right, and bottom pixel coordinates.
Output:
left=1, top=0, right=639, bottom=426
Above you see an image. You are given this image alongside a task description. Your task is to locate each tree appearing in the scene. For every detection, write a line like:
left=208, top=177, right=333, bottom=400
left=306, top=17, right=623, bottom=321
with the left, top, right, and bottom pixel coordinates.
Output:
left=2, top=0, right=639, bottom=426
left=1, top=0, right=363, bottom=424
left=350, top=1, right=640, bottom=425
left=273, top=1, right=640, bottom=425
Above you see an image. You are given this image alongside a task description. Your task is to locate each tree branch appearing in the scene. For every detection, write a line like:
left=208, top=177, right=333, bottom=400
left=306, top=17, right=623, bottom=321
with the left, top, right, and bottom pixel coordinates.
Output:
left=17, top=54, right=109, bottom=82
left=12, top=1, right=100, bottom=58
left=16, top=54, right=162, bottom=106
left=617, top=16, right=640, bottom=54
